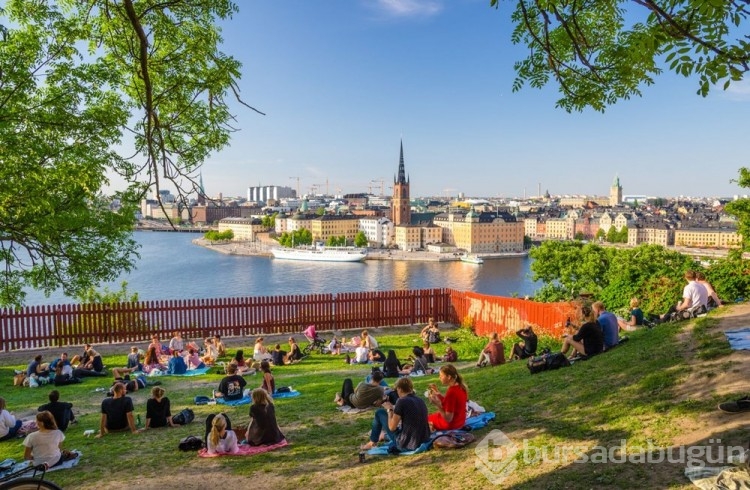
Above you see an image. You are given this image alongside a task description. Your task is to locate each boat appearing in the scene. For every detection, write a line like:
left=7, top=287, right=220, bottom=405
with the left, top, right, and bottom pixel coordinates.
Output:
left=271, top=245, right=368, bottom=262
left=460, top=254, right=484, bottom=265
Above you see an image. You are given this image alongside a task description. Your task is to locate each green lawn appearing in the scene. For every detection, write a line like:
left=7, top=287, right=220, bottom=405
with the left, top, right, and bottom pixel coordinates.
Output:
left=0, top=318, right=741, bottom=489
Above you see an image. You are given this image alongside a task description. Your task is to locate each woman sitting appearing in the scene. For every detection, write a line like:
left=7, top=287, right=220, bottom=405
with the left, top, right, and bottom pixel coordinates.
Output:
left=0, top=397, right=23, bottom=442
left=287, top=337, right=303, bottom=363
left=246, top=389, right=285, bottom=446
left=53, top=363, right=81, bottom=386
left=399, top=346, right=432, bottom=375
left=422, top=341, right=436, bottom=363
left=442, top=345, right=458, bottom=363
left=368, top=349, right=386, bottom=363
left=206, top=414, right=238, bottom=455
left=230, top=350, right=253, bottom=375
left=72, top=348, right=107, bottom=377
left=382, top=350, right=402, bottom=378
left=126, top=346, right=144, bottom=371
left=361, top=330, right=379, bottom=350
left=420, top=317, right=441, bottom=344
left=259, top=361, right=276, bottom=394
left=202, top=338, right=218, bottom=366
left=167, top=350, right=187, bottom=375
left=427, top=364, right=468, bottom=431
left=361, top=377, right=430, bottom=452
left=186, top=348, right=204, bottom=370
left=477, top=332, right=505, bottom=368
left=142, top=345, right=166, bottom=374
left=328, top=335, right=342, bottom=355
left=23, top=411, right=77, bottom=469
left=618, top=297, right=645, bottom=332
left=145, top=386, right=174, bottom=429
left=253, top=338, right=273, bottom=362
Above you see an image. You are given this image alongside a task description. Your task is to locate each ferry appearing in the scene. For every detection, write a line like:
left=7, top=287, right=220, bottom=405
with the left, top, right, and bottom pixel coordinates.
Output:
left=271, top=245, right=367, bottom=263
left=460, top=254, right=484, bottom=265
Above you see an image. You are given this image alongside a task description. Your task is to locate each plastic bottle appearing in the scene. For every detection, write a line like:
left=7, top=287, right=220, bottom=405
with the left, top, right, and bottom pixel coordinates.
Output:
left=136, top=414, right=142, bottom=428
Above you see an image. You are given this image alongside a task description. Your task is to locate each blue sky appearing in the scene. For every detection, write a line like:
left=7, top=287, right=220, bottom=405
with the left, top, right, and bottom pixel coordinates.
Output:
left=192, top=0, right=748, bottom=200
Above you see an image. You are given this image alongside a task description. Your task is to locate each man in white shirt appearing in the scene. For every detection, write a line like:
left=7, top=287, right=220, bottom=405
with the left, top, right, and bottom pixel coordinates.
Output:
left=659, top=270, right=708, bottom=322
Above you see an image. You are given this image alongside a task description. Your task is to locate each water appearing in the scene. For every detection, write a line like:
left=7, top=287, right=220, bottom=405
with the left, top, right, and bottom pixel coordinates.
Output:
left=22, top=232, right=539, bottom=305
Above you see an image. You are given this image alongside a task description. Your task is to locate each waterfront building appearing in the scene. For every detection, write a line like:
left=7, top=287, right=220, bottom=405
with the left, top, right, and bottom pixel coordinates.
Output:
left=218, top=217, right=264, bottom=241
left=394, top=225, right=421, bottom=251
left=674, top=227, right=741, bottom=248
left=433, top=210, right=524, bottom=253
left=628, top=222, right=674, bottom=246
left=190, top=205, right=259, bottom=225
left=247, top=185, right=296, bottom=204
left=310, top=214, right=361, bottom=243
left=359, top=217, right=394, bottom=247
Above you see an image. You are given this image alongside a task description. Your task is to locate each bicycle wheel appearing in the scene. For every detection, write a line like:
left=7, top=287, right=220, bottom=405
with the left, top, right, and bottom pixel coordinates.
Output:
left=301, top=344, right=312, bottom=356
left=0, top=477, right=63, bottom=490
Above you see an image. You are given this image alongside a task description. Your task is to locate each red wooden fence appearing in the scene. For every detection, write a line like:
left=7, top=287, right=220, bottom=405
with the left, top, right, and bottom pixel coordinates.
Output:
left=0, top=289, right=579, bottom=352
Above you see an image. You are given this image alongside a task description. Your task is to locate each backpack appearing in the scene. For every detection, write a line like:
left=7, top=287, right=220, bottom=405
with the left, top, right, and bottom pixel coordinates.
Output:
left=433, top=431, right=476, bottom=449
left=172, top=408, right=195, bottom=426
left=178, top=435, right=203, bottom=451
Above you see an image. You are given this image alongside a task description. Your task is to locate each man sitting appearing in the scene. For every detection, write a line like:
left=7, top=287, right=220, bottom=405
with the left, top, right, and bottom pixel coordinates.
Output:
left=334, top=370, right=386, bottom=409
left=96, top=382, right=137, bottom=437
left=511, top=325, right=538, bottom=360
left=38, top=390, right=75, bottom=432
left=215, top=364, right=247, bottom=401
left=592, top=301, right=619, bottom=350
left=477, top=332, right=505, bottom=367
left=658, top=270, right=709, bottom=322
left=166, top=351, right=187, bottom=375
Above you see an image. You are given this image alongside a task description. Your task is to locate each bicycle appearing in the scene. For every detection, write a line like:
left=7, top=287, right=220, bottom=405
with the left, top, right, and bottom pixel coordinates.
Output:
left=0, top=460, right=62, bottom=490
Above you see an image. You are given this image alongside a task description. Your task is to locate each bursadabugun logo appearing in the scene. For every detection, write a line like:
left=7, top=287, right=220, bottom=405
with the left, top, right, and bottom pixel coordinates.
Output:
left=475, top=429, right=519, bottom=485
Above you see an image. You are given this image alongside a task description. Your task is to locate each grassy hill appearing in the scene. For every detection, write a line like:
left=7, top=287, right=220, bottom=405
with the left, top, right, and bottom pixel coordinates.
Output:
left=1, top=307, right=748, bottom=489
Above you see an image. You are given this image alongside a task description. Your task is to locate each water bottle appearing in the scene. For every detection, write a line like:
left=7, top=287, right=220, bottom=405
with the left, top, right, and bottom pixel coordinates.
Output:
left=136, top=414, right=142, bottom=428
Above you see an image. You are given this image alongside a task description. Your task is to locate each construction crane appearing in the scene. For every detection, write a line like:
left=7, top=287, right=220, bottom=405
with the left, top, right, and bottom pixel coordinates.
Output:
left=289, top=176, right=300, bottom=197
left=371, top=179, right=385, bottom=196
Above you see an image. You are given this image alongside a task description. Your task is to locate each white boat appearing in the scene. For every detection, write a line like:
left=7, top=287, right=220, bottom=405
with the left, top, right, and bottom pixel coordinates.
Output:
left=460, top=255, right=484, bottom=264
left=271, top=245, right=368, bottom=262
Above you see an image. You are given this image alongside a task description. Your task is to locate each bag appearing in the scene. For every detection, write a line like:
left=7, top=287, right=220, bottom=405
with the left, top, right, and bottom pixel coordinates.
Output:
left=172, top=408, right=195, bottom=426
left=178, top=435, right=203, bottom=451
left=433, top=431, right=476, bottom=449
left=194, top=395, right=211, bottom=405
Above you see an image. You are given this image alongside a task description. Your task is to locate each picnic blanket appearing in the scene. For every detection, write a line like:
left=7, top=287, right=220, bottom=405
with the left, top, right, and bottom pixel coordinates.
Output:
left=685, top=465, right=750, bottom=489
left=336, top=405, right=374, bottom=415
left=365, top=413, right=496, bottom=456
left=216, top=390, right=301, bottom=406
left=0, top=451, right=82, bottom=479
left=145, top=366, right=211, bottom=377
left=46, top=451, right=82, bottom=472
left=198, top=439, right=288, bottom=458
left=724, top=328, right=750, bottom=350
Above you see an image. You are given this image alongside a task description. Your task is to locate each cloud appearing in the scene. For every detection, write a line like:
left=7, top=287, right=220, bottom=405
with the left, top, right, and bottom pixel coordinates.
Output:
left=371, top=0, right=443, bottom=18
left=720, top=80, right=750, bottom=101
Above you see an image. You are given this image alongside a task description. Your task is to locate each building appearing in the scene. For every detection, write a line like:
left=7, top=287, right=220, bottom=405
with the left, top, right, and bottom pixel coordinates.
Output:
left=610, top=175, right=623, bottom=207
left=217, top=217, right=264, bottom=241
left=674, top=228, right=741, bottom=248
left=247, top=185, right=296, bottom=204
left=627, top=223, right=674, bottom=246
left=391, top=141, right=411, bottom=226
left=359, top=217, right=394, bottom=247
left=310, top=214, right=361, bottom=243
left=433, top=210, right=524, bottom=253
left=394, top=225, right=422, bottom=251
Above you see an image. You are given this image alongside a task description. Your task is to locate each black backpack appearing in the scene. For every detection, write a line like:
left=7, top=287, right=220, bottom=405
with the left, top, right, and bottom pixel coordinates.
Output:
left=178, top=435, right=203, bottom=451
left=172, top=408, right=195, bottom=426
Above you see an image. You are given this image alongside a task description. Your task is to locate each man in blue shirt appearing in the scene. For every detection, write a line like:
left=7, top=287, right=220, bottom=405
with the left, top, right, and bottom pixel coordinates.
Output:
left=593, top=301, right=619, bottom=349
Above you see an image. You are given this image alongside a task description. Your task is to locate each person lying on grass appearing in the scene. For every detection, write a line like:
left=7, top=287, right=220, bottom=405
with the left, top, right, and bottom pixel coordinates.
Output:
left=334, top=370, right=386, bottom=409
left=361, top=377, right=430, bottom=452
left=427, top=364, right=468, bottom=431
left=246, top=389, right=285, bottom=446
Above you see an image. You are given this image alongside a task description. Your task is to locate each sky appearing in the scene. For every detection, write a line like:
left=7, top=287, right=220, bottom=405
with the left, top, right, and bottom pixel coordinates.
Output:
left=178, top=0, right=749, bottom=200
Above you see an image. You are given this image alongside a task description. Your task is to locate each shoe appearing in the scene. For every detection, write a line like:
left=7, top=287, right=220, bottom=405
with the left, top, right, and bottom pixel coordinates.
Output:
left=718, top=396, right=750, bottom=413
left=334, top=393, right=342, bottom=404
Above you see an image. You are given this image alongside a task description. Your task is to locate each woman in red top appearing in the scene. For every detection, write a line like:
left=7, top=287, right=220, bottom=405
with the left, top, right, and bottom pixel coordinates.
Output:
left=427, top=364, right=468, bottom=431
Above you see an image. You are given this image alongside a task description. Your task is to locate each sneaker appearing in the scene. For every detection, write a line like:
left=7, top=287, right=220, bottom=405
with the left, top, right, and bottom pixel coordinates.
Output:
left=718, top=396, right=750, bottom=413
left=334, top=393, right=343, bottom=404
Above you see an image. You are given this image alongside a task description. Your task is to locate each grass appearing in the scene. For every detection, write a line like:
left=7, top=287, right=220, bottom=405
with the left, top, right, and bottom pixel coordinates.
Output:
left=0, top=318, right=737, bottom=489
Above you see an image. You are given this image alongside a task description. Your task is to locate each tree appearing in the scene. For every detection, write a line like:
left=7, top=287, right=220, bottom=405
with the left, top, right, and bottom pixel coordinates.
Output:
left=574, top=231, right=585, bottom=241
left=492, top=0, right=750, bottom=112
left=725, top=167, right=750, bottom=250
left=354, top=231, right=368, bottom=248
left=0, top=1, right=259, bottom=307
left=606, top=226, right=618, bottom=243
left=261, top=214, right=277, bottom=230
left=595, top=229, right=605, bottom=241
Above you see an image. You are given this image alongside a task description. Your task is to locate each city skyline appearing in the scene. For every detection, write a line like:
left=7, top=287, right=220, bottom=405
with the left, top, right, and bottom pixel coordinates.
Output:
left=119, top=1, right=750, bottom=200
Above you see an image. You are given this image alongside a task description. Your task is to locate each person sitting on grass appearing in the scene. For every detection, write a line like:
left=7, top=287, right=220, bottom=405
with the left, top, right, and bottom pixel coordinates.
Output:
left=420, top=317, right=441, bottom=344
left=96, top=382, right=137, bottom=438
left=202, top=338, right=218, bottom=366
left=72, top=347, right=107, bottom=377
left=246, top=388, right=285, bottom=446
left=38, top=390, right=76, bottom=432
left=23, top=411, right=77, bottom=469
left=53, top=362, right=81, bottom=386
left=361, top=377, right=430, bottom=453
left=422, top=341, right=436, bottom=363
left=126, top=346, right=143, bottom=371
left=230, top=349, right=254, bottom=375
left=166, top=350, right=187, bottom=375
left=561, top=305, right=604, bottom=360
left=328, top=335, right=342, bottom=355
left=27, top=354, right=50, bottom=381
left=442, top=345, right=458, bottom=362
left=216, top=364, right=247, bottom=401
left=334, top=371, right=386, bottom=409
left=0, top=397, right=23, bottom=442
left=214, top=334, right=227, bottom=358
left=271, top=344, right=287, bottom=367
left=207, top=414, right=238, bottom=455
left=426, top=364, right=468, bottom=431
left=477, top=332, right=506, bottom=368
left=696, top=272, right=722, bottom=308
left=382, top=350, right=403, bottom=378
left=168, top=332, right=184, bottom=354
left=142, top=345, right=166, bottom=374
left=617, top=298, right=644, bottom=332
left=186, top=348, right=204, bottom=370
left=145, top=386, right=174, bottom=430
left=592, top=301, right=620, bottom=350
left=361, top=330, right=379, bottom=350
left=351, top=343, right=369, bottom=364
left=253, top=337, right=273, bottom=362
left=511, top=325, right=538, bottom=360
left=258, top=361, right=291, bottom=395
left=399, top=346, right=432, bottom=375
left=287, top=337, right=303, bottom=363
left=368, top=349, right=386, bottom=363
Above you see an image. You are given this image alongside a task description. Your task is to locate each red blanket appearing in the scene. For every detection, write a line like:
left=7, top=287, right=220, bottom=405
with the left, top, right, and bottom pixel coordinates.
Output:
left=198, top=439, right=289, bottom=457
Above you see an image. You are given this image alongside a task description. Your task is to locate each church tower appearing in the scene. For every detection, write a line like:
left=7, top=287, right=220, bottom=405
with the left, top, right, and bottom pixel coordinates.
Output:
left=391, top=140, right=411, bottom=226
left=609, top=174, right=622, bottom=207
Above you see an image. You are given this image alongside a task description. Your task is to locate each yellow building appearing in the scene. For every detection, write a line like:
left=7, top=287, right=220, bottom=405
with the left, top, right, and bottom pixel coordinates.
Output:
left=310, top=215, right=361, bottom=243
left=218, top=217, right=264, bottom=241
left=674, top=228, right=741, bottom=248
left=394, top=225, right=422, bottom=251
left=627, top=225, right=673, bottom=246
left=433, top=210, right=524, bottom=253
left=545, top=218, right=573, bottom=240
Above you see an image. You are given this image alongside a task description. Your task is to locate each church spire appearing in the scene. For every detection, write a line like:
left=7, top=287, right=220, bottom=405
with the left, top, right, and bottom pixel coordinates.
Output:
left=396, top=139, right=407, bottom=184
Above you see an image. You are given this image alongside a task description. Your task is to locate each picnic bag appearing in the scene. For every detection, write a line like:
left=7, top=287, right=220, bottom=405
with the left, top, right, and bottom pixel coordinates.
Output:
left=172, top=408, right=195, bottom=426
left=433, top=431, right=476, bottom=449
left=178, top=435, right=203, bottom=451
